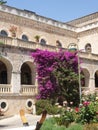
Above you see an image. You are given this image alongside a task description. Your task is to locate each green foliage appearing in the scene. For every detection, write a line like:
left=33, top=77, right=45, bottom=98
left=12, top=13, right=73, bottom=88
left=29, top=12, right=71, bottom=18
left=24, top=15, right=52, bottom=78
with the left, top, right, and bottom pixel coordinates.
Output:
left=67, top=124, right=83, bottom=130
left=40, top=117, right=83, bottom=130
left=53, top=67, right=80, bottom=106
left=0, top=0, right=7, bottom=4
left=82, top=93, right=97, bottom=102
left=0, top=41, right=4, bottom=44
left=39, top=93, right=98, bottom=129
left=31, top=49, right=81, bottom=105
left=35, top=99, right=59, bottom=115
left=34, top=35, right=40, bottom=42
left=54, top=108, right=76, bottom=127
left=41, top=117, right=66, bottom=130
left=76, top=101, right=98, bottom=124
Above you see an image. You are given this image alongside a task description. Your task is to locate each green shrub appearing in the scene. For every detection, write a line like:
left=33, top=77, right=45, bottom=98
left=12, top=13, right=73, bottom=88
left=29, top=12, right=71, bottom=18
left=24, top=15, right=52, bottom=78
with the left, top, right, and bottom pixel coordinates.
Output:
left=76, top=101, right=98, bottom=124
left=35, top=99, right=59, bottom=115
left=67, top=124, right=83, bottom=130
left=54, top=108, right=76, bottom=127
left=0, top=41, right=4, bottom=44
left=40, top=118, right=66, bottom=130
left=40, top=117, right=83, bottom=130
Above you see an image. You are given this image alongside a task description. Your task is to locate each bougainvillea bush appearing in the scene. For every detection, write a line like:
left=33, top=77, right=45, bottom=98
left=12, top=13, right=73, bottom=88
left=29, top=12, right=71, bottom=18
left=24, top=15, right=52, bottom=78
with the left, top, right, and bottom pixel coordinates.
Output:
left=31, top=49, right=82, bottom=106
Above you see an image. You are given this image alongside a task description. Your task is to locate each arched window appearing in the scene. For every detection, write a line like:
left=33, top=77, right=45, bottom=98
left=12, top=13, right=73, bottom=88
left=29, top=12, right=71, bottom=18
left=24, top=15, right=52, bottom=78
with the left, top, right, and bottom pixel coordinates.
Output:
left=0, top=30, right=8, bottom=37
left=40, top=39, right=46, bottom=45
left=0, top=61, right=7, bottom=84
left=85, top=43, right=92, bottom=53
left=21, top=63, right=31, bottom=85
left=1, top=71, right=7, bottom=84
left=81, top=71, right=85, bottom=87
left=22, top=35, right=28, bottom=41
left=95, top=71, right=98, bottom=88
left=81, top=69, right=90, bottom=88
left=56, top=40, right=62, bottom=48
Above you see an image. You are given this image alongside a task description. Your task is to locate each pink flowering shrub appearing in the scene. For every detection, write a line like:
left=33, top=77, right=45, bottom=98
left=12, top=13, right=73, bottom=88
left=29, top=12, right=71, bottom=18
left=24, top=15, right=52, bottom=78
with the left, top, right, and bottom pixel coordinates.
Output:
left=76, top=101, right=98, bottom=124
left=83, top=101, right=90, bottom=106
left=31, top=49, right=82, bottom=105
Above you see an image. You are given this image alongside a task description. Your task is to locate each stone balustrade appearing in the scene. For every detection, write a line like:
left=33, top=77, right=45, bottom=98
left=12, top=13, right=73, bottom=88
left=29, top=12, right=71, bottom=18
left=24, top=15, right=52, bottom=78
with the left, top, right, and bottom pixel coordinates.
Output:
left=17, top=38, right=56, bottom=51
left=80, top=51, right=98, bottom=61
left=0, top=36, right=57, bottom=52
left=0, top=84, right=37, bottom=95
left=0, top=36, right=98, bottom=61
left=0, top=84, right=11, bottom=93
left=0, top=36, right=12, bottom=45
left=21, top=85, right=37, bottom=95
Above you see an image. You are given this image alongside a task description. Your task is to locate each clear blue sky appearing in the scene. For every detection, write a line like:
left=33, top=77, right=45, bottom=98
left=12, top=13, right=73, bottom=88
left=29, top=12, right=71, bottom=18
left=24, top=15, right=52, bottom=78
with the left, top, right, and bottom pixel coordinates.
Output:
left=6, top=0, right=98, bottom=22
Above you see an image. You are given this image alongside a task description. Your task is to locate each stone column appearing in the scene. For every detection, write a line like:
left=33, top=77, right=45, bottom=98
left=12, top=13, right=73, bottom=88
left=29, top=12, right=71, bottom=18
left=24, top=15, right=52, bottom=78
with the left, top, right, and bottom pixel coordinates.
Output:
left=89, top=76, right=95, bottom=92
left=35, top=72, right=38, bottom=94
left=33, top=104, right=36, bottom=115
left=11, top=71, right=21, bottom=93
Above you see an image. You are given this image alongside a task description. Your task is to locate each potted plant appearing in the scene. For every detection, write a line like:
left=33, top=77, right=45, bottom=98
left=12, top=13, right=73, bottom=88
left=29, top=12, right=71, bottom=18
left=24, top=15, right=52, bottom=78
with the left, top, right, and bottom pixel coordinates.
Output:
left=34, top=35, right=40, bottom=43
left=9, top=25, right=17, bottom=37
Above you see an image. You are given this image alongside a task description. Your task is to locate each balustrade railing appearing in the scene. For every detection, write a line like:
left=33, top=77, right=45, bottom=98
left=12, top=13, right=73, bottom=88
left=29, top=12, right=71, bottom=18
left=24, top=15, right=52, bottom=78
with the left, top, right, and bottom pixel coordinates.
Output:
left=0, top=84, right=11, bottom=93
left=0, top=36, right=57, bottom=51
left=0, top=84, right=37, bottom=95
left=0, top=36, right=98, bottom=60
left=21, top=85, right=37, bottom=95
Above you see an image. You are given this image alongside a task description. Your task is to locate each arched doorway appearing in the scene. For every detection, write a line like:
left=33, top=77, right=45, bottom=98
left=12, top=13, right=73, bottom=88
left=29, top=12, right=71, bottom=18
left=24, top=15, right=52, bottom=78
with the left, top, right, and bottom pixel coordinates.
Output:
left=95, top=71, right=98, bottom=87
left=81, top=69, right=90, bottom=87
left=0, top=61, right=7, bottom=84
left=81, top=71, right=85, bottom=87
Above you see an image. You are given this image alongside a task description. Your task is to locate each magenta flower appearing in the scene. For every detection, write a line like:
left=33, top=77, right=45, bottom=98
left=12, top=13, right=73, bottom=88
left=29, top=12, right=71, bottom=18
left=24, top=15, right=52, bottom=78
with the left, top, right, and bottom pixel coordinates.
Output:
left=31, top=49, right=80, bottom=100
left=83, top=101, right=90, bottom=106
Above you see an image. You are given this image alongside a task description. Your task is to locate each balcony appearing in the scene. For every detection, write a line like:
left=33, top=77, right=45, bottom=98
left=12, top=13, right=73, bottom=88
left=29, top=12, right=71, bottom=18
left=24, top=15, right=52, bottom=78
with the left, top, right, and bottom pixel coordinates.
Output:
left=20, top=85, right=37, bottom=95
left=0, top=84, right=11, bottom=93
left=0, top=36, right=98, bottom=61
left=0, top=36, right=57, bottom=52
left=0, top=84, right=37, bottom=95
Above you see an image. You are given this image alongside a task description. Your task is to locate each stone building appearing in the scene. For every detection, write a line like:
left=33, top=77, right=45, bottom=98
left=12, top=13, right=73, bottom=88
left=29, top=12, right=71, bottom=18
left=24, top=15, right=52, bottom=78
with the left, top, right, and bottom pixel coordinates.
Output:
left=0, top=4, right=98, bottom=115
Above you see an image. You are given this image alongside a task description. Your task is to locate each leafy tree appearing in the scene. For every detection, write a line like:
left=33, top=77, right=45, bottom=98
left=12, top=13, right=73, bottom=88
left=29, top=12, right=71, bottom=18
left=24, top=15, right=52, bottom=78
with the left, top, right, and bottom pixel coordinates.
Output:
left=31, top=49, right=82, bottom=106
left=52, top=51, right=80, bottom=106
left=0, top=0, right=7, bottom=5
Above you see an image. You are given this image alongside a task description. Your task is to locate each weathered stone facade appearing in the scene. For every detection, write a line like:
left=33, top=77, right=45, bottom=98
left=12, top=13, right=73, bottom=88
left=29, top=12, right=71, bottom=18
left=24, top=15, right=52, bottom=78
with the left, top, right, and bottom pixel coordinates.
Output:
left=0, top=4, right=98, bottom=115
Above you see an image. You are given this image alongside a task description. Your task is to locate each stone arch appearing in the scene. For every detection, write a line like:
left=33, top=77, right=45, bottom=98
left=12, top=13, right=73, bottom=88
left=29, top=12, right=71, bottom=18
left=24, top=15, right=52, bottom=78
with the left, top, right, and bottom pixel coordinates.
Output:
left=81, top=68, right=90, bottom=87
left=21, top=34, right=29, bottom=41
left=20, top=61, right=36, bottom=85
left=40, top=38, right=47, bottom=45
left=0, top=57, right=12, bottom=84
left=85, top=43, right=92, bottom=53
left=0, top=30, right=8, bottom=37
left=56, top=40, right=62, bottom=48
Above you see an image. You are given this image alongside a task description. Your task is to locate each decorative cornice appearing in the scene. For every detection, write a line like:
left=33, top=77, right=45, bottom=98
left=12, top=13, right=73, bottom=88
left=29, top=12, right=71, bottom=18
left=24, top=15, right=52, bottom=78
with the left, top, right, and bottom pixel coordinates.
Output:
left=78, top=27, right=98, bottom=37
left=0, top=5, right=98, bottom=37
left=0, top=11, right=77, bottom=38
left=66, top=12, right=98, bottom=26
left=0, top=5, right=76, bottom=32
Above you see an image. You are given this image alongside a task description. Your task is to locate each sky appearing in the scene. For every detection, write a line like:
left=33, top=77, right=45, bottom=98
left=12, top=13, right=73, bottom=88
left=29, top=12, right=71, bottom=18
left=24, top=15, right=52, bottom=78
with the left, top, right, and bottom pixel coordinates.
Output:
left=6, top=0, right=98, bottom=22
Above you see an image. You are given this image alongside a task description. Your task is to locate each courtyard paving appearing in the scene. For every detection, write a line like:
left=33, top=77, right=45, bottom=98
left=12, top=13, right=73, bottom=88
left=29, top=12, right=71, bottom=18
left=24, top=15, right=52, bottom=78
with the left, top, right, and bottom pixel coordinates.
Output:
left=0, top=114, right=46, bottom=130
